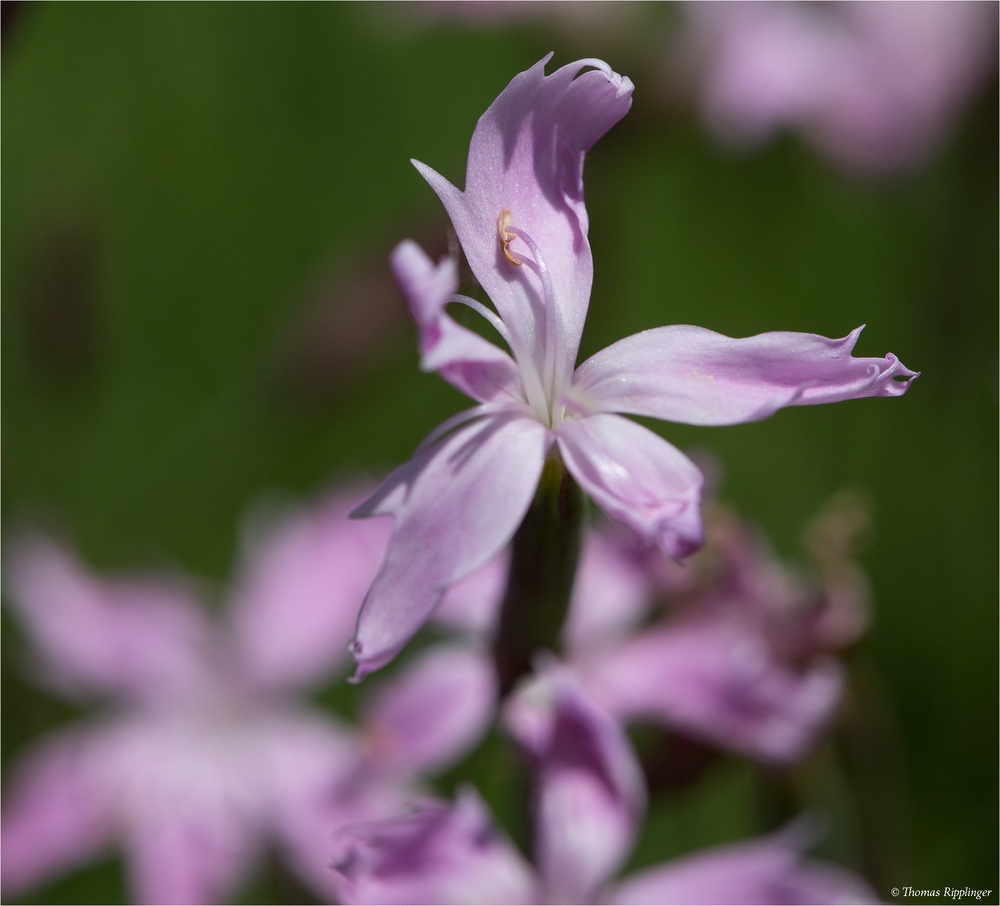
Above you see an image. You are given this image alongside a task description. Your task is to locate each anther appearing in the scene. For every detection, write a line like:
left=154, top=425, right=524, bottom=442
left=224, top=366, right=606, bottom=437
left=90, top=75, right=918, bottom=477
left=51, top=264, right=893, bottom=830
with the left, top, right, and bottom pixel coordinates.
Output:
left=498, top=208, right=522, bottom=266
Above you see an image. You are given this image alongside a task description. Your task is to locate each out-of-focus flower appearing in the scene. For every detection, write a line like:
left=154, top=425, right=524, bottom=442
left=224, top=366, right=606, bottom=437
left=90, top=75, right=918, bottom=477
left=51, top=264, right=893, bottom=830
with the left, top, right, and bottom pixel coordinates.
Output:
left=1, top=488, right=496, bottom=905
left=349, top=54, right=917, bottom=681
left=332, top=668, right=878, bottom=904
left=431, top=495, right=871, bottom=767
left=677, top=0, right=998, bottom=174
left=578, top=503, right=864, bottom=765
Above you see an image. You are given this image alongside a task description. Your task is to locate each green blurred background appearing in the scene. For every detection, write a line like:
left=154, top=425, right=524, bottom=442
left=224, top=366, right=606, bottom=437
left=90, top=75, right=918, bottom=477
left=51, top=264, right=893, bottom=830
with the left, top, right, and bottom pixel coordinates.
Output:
left=2, top=4, right=996, bottom=904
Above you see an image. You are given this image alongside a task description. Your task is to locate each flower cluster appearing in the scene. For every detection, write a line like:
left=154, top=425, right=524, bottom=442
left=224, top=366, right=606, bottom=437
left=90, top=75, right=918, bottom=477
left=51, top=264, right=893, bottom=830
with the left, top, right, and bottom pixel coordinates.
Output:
left=3, top=55, right=915, bottom=906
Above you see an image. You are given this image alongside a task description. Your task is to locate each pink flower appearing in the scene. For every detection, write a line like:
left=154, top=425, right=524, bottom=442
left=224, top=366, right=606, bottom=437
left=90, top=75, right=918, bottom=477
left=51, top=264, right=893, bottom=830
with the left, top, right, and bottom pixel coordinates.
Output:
left=349, top=54, right=917, bottom=681
left=577, top=506, right=856, bottom=766
left=434, top=501, right=862, bottom=766
left=1, top=488, right=496, bottom=905
left=679, top=0, right=998, bottom=173
left=332, top=669, right=877, bottom=904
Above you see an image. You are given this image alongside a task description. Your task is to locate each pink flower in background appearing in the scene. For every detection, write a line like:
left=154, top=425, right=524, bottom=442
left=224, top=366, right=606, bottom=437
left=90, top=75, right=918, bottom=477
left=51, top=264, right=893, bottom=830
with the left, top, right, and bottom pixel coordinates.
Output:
left=577, top=504, right=861, bottom=766
left=678, top=0, right=998, bottom=173
left=433, top=498, right=866, bottom=766
left=349, top=53, right=917, bottom=681
left=1, top=488, right=496, bottom=905
left=332, top=668, right=877, bottom=905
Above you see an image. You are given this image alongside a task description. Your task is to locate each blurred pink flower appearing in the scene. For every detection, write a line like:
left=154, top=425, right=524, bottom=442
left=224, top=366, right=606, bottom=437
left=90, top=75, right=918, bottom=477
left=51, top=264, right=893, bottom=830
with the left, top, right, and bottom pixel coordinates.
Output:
left=350, top=54, right=917, bottom=680
left=577, top=505, right=858, bottom=766
left=432, top=500, right=862, bottom=766
left=679, top=0, right=998, bottom=173
left=332, top=668, right=877, bottom=904
left=1, top=488, right=496, bottom=905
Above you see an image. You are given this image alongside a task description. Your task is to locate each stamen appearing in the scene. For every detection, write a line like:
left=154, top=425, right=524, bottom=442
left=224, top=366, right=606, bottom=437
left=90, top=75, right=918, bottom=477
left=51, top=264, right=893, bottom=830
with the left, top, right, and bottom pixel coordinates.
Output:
left=451, top=294, right=514, bottom=348
left=498, top=208, right=522, bottom=266
left=506, top=222, right=561, bottom=414
left=451, top=293, right=546, bottom=419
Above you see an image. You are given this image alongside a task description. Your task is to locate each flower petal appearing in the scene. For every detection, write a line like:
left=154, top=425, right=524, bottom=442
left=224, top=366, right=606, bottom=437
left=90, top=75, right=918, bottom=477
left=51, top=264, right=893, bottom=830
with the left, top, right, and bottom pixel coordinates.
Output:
left=391, top=239, right=522, bottom=404
left=582, top=619, right=844, bottom=765
left=362, top=643, right=497, bottom=777
left=555, top=414, right=704, bottom=558
left=350, top=411, right=550, bottom=681
left=332, top=787, right=536, bottom=905
left=1, top=728, right=116, bottom=898
left=227, top=487, right=390, bottom=690
left=414, top=56, right=633, bottom=383
left=3, top=535, right=211, bottom=702
left=432, top=548, right=508, bottom=637
left=503, top=666, right=646, bottom=904
left=562, top=526, right=656, bottom=655
left=106, top=712, right=280, bottom=905
left=609, top=824, right=878, bottom=905
left=572, top=324, right=917, bottom=426
left=126, top=806, right=256, bottom=906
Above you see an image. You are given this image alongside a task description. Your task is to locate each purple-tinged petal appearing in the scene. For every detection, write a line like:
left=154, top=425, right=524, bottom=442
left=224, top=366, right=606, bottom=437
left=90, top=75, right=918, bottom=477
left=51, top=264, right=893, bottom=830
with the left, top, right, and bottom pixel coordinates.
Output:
left=105, top=710, right=310, bottom=905
left=432, top=548, right=508, bottom=637
left=563, top=527, right=656, bottom=655
left=332, top=787, right=536, bottom=905
left=227, top=487, right=390, bottom=690
left=583, top=620, right=844, bottom=765
left=126, top=806, right=257, bottom=906
left=350, top=411, right=551, bottom=680
left=504, top=667, right=646, bottom=903
left=609, top=824, right=878, bottom=905
left=362, top=644, right=497, bottom=777
left=414, top=56, right=633, bottom=383
left=3, top=535, right=211, bottom=702
left=556, top=413, right=704, bottom=558
left=1, top=729, right=116, bottom=898
left=391, top=239, right=523, bottom=404
left=572, top=324, right=917, bottom=427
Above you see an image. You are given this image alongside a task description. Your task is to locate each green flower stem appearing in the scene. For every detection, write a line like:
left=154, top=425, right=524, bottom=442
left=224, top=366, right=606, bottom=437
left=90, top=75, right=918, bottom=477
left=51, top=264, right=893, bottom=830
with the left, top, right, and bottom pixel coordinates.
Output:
left=493, top=452, right=586, bottom=696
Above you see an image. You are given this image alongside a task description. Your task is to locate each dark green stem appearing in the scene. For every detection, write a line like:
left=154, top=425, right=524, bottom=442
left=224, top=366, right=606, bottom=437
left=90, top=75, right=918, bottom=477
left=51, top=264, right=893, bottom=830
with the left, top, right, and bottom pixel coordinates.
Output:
left=493, top=453, right=586, bottom=696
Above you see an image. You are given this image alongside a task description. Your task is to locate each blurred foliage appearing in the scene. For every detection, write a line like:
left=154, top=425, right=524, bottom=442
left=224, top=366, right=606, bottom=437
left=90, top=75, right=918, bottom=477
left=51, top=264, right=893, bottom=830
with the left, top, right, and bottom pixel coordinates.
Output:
left=2, top=3, right=996, bottom=904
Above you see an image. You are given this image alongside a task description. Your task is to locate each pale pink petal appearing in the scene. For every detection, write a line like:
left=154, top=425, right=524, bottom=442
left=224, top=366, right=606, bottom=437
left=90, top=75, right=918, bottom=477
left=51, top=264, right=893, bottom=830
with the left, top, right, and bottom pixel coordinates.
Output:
left=362, top=644, right=497, bottom=776
left=583, top=620, right=844, bottom=765
left=572, top=324, right=917, bottom=427
left=504, top=667, right=646, bottom=903
left=227, top=487, right=391, bottom=690
left=391, top=239, right=523, bottom=404
left=126, top=807, right=258, bottom=906
left=106, top=712, right=278, bottom=905
left=610, top=825, right=878, bottom=905
left=563, top=527, right=656, bottom=655
left=350, top=412, right=550, bottom=681
left=1, top=728, right=116, bottom=898
left=4, top=535, right=211, bottom=702
left=414, top=55, right=633, bottom=383
left=332, top=787, right=537, bottom=905
left=432, top=548, right=508, bottom=637
left=556, top=414, right=704, bottom=558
